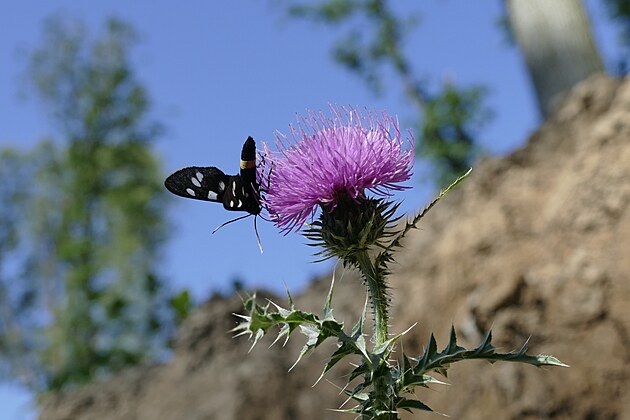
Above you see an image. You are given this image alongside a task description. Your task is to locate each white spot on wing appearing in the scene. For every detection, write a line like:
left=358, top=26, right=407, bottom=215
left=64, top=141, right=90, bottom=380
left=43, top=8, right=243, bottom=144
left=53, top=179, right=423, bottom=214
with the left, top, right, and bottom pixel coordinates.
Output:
left=218, top=181, right=225, bottom=192
left=232, top=182, right=236, bottom=195
left=236, top=200, right=242, bottom=208
left=186, top=188, right=196, bottom=197
left=196, top=172, right=203, bottom=182
left=191, top=177, right=201, bottom=187
left=229, top=200, right=234, bottom=208
left=208, top=191, right=218, bottom=200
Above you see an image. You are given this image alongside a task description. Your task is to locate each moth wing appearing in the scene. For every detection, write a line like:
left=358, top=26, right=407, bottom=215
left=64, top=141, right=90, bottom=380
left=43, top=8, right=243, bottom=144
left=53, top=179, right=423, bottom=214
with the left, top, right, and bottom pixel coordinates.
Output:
left=222, top=175, right=260, bottom=214
left=164, top=166, right=230, bottom=202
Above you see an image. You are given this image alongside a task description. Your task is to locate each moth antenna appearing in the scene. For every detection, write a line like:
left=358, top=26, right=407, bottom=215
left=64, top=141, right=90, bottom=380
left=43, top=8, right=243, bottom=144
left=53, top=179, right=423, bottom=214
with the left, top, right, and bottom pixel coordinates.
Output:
left=254, top=215, right=263, bottom=254
left=212, top=214, right=252, bottom=235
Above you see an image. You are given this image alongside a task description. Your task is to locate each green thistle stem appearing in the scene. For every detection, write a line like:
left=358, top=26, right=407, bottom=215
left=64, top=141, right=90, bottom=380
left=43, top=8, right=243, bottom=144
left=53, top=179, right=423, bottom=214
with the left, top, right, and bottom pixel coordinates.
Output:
left=354, top=251, right=389, bottom=346
left=353, top=250, right=394, bottom=419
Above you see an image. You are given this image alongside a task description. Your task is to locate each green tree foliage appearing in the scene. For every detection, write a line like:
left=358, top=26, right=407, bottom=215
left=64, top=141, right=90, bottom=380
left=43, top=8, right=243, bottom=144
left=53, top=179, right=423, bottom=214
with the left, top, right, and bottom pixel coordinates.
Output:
left=0, top=17, right=179, bottom=393
left=420, top=84, right=490, bottom=186
left=284, top=0, right=491, bottom=184
left=283, top=0, right=630, bottom=182
left=0, top=148, right=42, bottom=388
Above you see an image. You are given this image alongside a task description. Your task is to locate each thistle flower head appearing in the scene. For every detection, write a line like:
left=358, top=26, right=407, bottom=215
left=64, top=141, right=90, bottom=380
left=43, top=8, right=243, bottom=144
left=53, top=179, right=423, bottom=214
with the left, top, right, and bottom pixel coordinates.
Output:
left=261, top=106, right=414, bottom=232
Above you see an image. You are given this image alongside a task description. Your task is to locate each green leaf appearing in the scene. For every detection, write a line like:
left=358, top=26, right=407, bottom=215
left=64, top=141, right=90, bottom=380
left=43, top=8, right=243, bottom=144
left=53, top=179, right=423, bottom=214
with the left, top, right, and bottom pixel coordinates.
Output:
left=412, top=327, right=569, bottom=379
left=169, top=289, right=192, bottom=324
left=396, top=397, right=435, bottom=413
left=233, top=293, right=347, bottom=370
left=386, top=168, right=471, bottom=255
left=372, top=323, right=415, bottom=357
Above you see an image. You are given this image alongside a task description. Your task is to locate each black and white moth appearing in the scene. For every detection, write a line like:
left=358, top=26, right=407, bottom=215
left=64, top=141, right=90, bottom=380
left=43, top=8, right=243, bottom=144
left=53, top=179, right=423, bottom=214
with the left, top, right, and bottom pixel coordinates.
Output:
left=164, top=136, right=261, bottom=216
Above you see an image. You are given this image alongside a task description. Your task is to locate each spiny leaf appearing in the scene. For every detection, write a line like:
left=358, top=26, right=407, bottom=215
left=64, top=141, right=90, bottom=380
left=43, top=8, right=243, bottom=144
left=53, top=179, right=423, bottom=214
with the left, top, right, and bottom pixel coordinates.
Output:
left=317, top=295, right=371, bottom=385
left=323, top=265, right=337, bottom=319
left=233, top=294, right=344, bottom=360
left=384, top=168, right=471, bottom=258
left=315, top=335, right=362, bottom=385
left=412, top=327, right=569, bottom=378
left=395, top=397, right=435, bottom=413
left=291, top=323, right=321, bottom=370
left=372, top=323, right=415, bottom=357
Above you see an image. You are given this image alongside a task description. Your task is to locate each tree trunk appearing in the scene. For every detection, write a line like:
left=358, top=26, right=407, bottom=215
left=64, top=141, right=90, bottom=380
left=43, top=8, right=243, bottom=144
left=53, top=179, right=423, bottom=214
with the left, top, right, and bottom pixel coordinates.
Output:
left=506, top=0, right=604, bottom=118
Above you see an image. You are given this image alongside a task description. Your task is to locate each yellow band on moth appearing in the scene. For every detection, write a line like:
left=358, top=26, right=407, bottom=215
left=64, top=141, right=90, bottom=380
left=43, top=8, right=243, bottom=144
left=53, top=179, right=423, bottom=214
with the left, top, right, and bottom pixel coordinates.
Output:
left=240, top=159, right=256, bottom=170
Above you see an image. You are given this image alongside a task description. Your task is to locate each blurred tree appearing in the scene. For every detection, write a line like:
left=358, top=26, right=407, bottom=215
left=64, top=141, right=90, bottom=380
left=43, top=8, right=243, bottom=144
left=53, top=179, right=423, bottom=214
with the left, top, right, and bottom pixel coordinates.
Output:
left=506, top=0, right=604, bottom=117
left=0, top=148, right=40, bottom=388
left=283, top=0, right=491, bottom=185
left=280, top=0, right=618, bottom=183
left=0, top=17, right=178, bottom=392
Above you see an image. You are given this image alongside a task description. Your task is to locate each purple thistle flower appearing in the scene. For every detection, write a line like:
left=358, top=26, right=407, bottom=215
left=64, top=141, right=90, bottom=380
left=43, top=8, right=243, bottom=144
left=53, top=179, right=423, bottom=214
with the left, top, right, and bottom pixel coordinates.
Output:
left=261, top=106, right=414, bottom=232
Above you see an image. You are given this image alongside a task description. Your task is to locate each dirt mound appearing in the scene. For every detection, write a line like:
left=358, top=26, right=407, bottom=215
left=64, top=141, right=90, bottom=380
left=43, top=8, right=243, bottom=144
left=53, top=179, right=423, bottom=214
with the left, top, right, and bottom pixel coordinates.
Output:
left=40, top=74, right=630, bottom=419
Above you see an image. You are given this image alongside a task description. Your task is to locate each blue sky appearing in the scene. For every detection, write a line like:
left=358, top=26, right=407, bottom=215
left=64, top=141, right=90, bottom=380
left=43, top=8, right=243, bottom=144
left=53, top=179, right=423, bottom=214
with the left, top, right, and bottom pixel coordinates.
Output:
left=0, top=1, right=619, bottom=418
